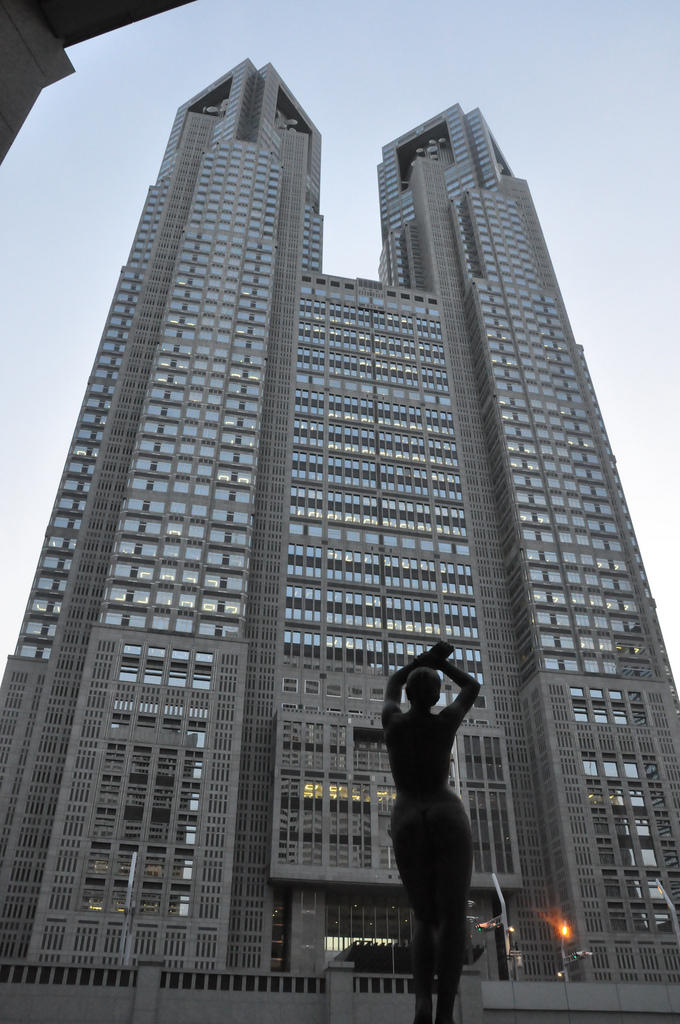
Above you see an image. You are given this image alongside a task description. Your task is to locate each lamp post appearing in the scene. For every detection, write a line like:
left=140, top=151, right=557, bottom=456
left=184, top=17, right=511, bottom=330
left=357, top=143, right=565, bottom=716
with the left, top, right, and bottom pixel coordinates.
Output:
left=120, top=851, right=137, bottom=967
left=492, top=872, right=510, bottom=962
left=560, top=923, right=569, bottom=981
left=507, top=926, right=523, bottom=981
left=477, top=876, right=523, bottom=982
left=655, top=879, right=680, bottom=947
left=558, top=921, right=593, bottom=978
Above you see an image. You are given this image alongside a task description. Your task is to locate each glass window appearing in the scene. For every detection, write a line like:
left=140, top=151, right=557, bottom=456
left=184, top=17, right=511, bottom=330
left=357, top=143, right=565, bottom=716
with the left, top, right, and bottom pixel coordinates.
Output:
left=172, top=858, right=193, bottom=880
left=144, top=857, right=165, bottom=878
left=169, top=894, right=190, bottom=916
left=632, top=910, right=649, bottom=931
left=139, top=894, right=161, bottom=914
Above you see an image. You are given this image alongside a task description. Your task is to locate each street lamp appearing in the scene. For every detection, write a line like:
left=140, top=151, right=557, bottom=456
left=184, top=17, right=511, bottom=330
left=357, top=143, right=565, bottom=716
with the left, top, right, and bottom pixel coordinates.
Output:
left=507, top=926, right=523, bottom=980
left=560, top=922, right=569, bottom=980
left=120, top=851, right=138, bottom=966
left=492, top=872, right=511, bottom=962
left=655, top=879, right=680, bottom=946
left=477, top=877, right=523, bottom=982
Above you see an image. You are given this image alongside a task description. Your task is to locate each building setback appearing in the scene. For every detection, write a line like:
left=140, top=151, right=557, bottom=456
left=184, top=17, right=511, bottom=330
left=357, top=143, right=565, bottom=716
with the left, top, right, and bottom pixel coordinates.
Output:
left=0, top=60, right=678, bottom=990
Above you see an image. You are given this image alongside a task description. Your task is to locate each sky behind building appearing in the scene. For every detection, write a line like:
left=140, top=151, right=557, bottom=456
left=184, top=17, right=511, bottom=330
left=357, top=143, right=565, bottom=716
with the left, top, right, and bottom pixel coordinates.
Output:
left=0, top=0, right=678, bottom=679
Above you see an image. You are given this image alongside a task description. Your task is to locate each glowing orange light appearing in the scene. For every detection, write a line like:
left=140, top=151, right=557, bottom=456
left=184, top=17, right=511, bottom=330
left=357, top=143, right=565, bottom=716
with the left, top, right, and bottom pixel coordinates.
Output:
left=539, top=910, right=572, bottom=941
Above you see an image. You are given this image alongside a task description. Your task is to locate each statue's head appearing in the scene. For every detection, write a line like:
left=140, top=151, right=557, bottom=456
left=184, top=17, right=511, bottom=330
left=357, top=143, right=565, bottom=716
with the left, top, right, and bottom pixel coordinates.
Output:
left=405, top=666, right=441, bottom=709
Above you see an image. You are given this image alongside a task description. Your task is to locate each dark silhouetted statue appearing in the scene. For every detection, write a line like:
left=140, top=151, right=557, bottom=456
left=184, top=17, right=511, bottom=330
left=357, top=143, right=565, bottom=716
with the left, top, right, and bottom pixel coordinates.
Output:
left=382, top=641, right=481, bottom=1024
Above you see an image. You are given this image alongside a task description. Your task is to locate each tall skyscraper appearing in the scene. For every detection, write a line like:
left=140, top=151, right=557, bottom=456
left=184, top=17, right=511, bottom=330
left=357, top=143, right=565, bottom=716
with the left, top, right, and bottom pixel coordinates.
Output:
left=1, top=59, right=678, bottom=989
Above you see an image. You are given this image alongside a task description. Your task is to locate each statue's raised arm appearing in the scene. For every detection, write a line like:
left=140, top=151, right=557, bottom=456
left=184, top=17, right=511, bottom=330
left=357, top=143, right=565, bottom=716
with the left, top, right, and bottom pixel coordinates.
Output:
left=437, top=657, right=481, bottom=730
left=382, top=640, right=456, bottom=728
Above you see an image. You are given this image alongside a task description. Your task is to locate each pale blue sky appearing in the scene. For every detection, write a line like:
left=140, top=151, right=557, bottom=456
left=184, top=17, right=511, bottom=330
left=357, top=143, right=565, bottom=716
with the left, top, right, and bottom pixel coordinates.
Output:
left=0, top=0, right=678, bottom=677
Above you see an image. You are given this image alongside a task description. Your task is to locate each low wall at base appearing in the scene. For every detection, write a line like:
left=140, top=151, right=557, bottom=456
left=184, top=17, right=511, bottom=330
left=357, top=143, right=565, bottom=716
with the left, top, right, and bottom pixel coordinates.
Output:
left=1, top=961, right=679, bottom=1023
left=481, top=979, right=680, bottom=1023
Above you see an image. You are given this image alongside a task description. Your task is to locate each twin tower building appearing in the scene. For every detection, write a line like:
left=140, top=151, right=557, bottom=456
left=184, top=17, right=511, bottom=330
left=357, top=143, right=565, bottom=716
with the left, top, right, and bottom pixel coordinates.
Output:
left=1, top=60, right=678, bottom=986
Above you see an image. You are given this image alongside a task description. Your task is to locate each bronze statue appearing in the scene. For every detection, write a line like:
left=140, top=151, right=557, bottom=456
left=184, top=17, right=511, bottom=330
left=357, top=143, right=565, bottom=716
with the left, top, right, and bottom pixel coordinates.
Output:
left=382, top=640, right=480, bottom=1024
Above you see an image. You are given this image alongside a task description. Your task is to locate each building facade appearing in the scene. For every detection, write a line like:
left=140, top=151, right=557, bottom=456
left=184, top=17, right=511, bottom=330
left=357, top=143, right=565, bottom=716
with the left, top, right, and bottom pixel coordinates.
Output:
left=0, top=60, right=678, bottom=988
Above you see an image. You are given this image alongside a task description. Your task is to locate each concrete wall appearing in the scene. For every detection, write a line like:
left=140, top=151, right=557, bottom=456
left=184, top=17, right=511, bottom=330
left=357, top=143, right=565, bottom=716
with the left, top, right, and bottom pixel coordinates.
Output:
left=0, top=0, right=73, bottom=163
left=1, top=961, right=679, bottom=1023
left=482, top=979, right=680, bottom=1023
left=0, top=0, right=200, bottom=163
